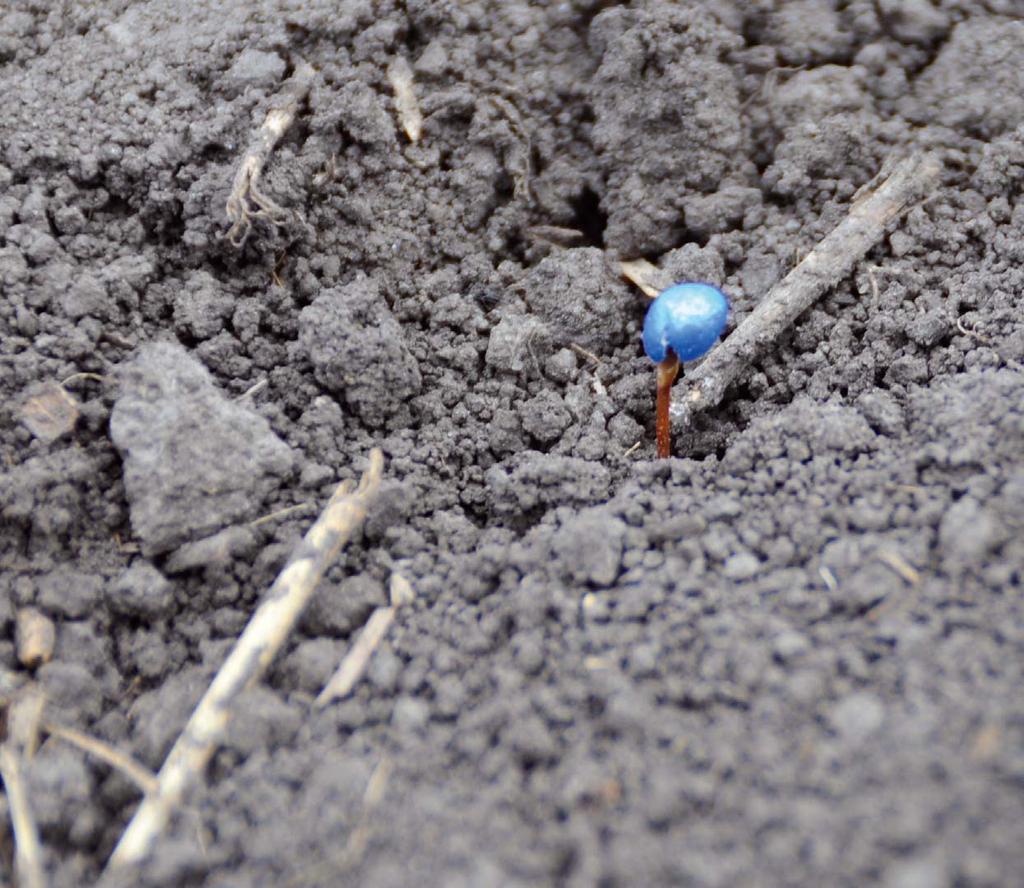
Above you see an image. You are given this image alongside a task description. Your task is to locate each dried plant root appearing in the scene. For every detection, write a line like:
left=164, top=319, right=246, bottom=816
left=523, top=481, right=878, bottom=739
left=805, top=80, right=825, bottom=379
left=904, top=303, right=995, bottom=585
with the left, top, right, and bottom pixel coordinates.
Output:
left=225, top=59, right=316, bottom=246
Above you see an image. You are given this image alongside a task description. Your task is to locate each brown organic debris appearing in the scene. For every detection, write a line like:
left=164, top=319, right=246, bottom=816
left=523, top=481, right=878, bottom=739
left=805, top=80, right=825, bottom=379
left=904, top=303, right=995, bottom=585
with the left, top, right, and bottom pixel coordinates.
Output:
left=619, top=258, right=669, bottom=298
left=19, top=381, right=79, bottom=443
left=387, top=56, right=423, bottom=143
left=15, top=609, right=55, bottom=670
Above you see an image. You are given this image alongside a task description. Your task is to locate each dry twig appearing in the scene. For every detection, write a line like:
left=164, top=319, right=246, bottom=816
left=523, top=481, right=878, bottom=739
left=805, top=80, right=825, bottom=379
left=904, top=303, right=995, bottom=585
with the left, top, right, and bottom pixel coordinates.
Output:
left=248, top=501, right=312, bottom=529
left=60, top=372, right=108, bottom=387
left=619, top=258, right=669, bottom=298
left=315, top=573, right=416, bottom=707
left=42, top=723, right=156, bottom=796
left=225, top=60, right=316, bottom=246
left=1, top=693, right=47, bottom=888
left=875, top=550, right=921, bottom=586
left=569, top=342, right=602, bottom=366
left=338, top=756, right=392, bottom=866
left=486, top=94, right=532, bottom=200
left=287, top=756, right=393, bottom=886
left=0, top=748, right=45, bottom=888
left=106, top=450, right=385, bottom=871
left=671, top=153, right=942, bottom=427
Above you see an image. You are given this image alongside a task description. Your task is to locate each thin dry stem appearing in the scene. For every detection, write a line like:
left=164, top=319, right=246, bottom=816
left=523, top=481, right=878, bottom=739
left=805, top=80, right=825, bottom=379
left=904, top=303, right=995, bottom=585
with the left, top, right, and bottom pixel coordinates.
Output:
left=527, top=225, right=587, bottom=248
left=248, top=501, right=312, bottom=529
left=671, top=153, right=942, bottom=428
left=43, top=723, right=157, bottom=796
left=287, top=757, right=393, bottom=886
left=59, top=372, right=108, bottom=387
left=875, top=550, right=921, bottom=586
left=315, top=573, right=415, bottom=707
left=619, top=258, right=669, bottom=298
left=1, top=694, right=47, bottom=888
left=106, top=449, right=385, bottom=872
left=486, top=95, right=532, bottom=200
left=569, top=343, right=602, bottom=366
left=0, top=748, right=46, bottom=888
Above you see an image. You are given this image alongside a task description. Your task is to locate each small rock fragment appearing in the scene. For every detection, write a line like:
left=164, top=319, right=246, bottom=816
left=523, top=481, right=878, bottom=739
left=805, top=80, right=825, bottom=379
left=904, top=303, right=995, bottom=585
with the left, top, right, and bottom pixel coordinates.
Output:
left=723, top=551, right=760, bottom=581
left=163, top=526, right=258, bottom=575
left=831, top=692, right=885, bottom=742
left=877, top=0, right=949, bottom=44
left=772, top=630, right=810, bottom=664
left=683, top=187, right=761, bottom=238
left=662, top=243, right=727, bottom=289
left=303, top=574, right=386, bottom=637
left=108, top=560, right=176, bottom=621
left=856, top=390, right=905, bottom=437
left=939, top=498, right=1005, bottom=567
left=37, top=569, right=103, bottom=619
left=485, top=453, right=612, bottom=517
left=518, top=390, right=572, bottom=444
left=279, top=638, right=343, bottom=695
left=909, top=18, right=1024, bottom=138
left=27, top=743, right=96, bottom=844
left=392, top=696, right=430, bottom=733
left=589, top=7, right=742, bottom=254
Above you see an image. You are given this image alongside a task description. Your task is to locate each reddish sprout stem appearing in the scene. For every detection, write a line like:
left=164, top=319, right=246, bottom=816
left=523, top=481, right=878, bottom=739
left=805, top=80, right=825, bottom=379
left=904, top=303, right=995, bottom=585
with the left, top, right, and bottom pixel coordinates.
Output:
left=655, top=355, right=680, bottom=459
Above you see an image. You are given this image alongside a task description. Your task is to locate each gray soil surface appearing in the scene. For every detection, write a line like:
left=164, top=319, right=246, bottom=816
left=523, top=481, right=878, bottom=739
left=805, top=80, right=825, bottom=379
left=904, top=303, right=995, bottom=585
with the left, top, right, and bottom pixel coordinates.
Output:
left=2, top=1, right=1023, bottom=885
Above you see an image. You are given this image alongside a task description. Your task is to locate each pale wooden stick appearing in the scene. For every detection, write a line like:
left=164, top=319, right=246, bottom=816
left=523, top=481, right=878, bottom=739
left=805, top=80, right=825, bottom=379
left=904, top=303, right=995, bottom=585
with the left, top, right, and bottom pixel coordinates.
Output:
left=315, top=573, right=415, bottom=707
left=619, top=258, right=668, bottom=298
left=225, top=59, right=316, bottom=245
left=316, top=609, right=395, bottom=707
left=1, top=694, right=47, bottom=888
left=672, top=153, right=942, bottom=426
left=42, top=723, right=157, bottom=796
left=0, top=748, right=46, bottom=888
left=106, top=449, right=384, bottom=871
left=286, top=757, right=393, bottom=886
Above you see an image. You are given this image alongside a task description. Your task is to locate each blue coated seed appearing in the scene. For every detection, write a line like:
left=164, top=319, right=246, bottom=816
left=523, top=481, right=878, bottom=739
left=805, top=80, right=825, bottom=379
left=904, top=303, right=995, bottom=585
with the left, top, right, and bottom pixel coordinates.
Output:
left=642, top=282, right=729, bottom=364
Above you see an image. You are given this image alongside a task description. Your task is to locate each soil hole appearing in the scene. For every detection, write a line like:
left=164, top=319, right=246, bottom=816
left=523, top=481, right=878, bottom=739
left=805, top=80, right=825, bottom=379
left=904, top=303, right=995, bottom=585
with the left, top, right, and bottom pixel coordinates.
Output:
left=569, top=186, right=607, bottom=248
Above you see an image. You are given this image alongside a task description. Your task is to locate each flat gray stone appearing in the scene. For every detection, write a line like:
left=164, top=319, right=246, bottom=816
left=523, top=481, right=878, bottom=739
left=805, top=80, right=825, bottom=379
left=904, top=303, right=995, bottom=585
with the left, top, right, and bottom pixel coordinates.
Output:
left=110, top=342, right=294, bottom=555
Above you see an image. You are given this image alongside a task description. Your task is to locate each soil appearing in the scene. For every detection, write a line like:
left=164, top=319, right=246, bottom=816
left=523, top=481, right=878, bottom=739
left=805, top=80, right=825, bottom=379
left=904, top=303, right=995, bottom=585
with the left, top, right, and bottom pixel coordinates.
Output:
left=2, top=1, right=1023, bottom=886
